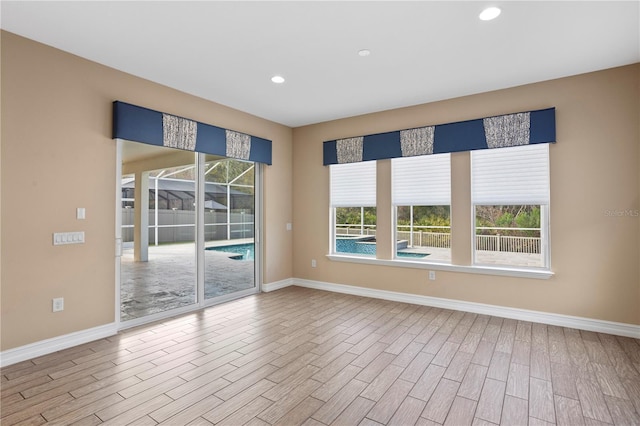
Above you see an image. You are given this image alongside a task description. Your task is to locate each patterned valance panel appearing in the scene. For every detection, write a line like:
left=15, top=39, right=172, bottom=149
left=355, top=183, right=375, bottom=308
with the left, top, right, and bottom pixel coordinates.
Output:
left=323, top=107, right=555, bottom=165
left=113, top=101, right=272, bottom=165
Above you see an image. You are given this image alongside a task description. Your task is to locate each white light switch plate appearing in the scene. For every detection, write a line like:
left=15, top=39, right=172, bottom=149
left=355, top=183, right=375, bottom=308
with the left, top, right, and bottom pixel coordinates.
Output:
left=53, top=232, right=85, bottom=245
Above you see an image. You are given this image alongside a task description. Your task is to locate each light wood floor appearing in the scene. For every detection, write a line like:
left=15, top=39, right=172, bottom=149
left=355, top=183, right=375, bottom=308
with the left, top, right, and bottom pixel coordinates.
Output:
left=2, top=286, right=640, bottom=425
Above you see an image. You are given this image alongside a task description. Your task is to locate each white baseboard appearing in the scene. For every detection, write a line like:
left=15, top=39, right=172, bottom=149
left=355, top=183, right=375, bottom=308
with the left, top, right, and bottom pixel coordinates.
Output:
left=0, top=323, right=118, bottom=368
left=3, top=278, right=637, bottom=368
left=293, top=278, right=640, bottom=339
left=262, top=278, right=295, bottom=292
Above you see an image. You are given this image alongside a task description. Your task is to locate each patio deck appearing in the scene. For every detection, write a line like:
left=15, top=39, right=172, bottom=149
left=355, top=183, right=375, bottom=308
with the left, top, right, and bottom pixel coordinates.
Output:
left=404, top=246, right=544, bottom=267
left=120, top=239, right=255, bottom=321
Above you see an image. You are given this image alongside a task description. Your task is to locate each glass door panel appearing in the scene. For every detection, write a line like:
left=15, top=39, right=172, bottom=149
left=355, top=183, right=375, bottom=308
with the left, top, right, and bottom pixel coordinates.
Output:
left=120, top=142, right=197, bottom=321
left=203, top=156, right=256, bottom=299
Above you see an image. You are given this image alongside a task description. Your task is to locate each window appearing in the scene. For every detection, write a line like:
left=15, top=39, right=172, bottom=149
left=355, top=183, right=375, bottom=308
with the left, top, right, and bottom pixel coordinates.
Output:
left=471, top=144, right=550, bottom=269
left=330, top=161, right=377, bottom=257
left=392, top=154, right=451, bottom=262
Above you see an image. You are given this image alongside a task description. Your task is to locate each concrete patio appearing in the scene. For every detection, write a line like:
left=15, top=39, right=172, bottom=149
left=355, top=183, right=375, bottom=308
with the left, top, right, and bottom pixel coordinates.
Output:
left=120, top=240, right=255, bottom=321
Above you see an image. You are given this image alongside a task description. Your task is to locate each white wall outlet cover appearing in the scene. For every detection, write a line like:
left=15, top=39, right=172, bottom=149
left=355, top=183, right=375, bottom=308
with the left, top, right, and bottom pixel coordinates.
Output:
left=52, top=297, right=64, bottom=312
left=77, top=207, right=86, bottom=219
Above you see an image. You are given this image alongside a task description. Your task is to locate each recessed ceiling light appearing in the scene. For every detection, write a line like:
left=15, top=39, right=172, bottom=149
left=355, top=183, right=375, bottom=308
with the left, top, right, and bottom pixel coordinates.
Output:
left=358, top=49, right=371, bottom=57
left=271, top=75, right=285, bottom=84
left=479, top=6, right=501, bottom=21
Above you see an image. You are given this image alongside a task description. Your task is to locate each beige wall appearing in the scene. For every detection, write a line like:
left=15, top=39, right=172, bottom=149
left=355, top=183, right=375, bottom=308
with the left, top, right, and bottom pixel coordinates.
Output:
left=0, top=32, right=293, bottom=351
left=292, top=64, right=640, bottom=326
left=1, top=30, right=638, bottom=353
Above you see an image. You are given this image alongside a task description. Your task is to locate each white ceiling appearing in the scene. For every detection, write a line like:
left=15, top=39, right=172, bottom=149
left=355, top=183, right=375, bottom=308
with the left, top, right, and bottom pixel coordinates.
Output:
left=2, top=1, right=639, bottom=127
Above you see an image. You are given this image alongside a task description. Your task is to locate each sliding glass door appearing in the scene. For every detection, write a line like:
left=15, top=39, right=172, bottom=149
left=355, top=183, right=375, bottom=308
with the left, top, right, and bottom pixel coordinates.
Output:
left=118, top=142, right=259, bottom=325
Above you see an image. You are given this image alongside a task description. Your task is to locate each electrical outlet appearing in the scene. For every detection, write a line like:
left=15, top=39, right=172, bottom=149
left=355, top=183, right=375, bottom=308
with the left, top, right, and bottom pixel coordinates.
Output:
left=311, top=259, right=317, bottom=268
left=428, top=271, right=436, bottom=281
left=52, top=297, right=64, bottom=312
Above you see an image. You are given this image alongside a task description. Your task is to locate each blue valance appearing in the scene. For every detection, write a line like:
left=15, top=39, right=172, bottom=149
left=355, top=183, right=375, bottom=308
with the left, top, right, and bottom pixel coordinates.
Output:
left=113, top=101, right=272, bottom=165
left=323, top=107, right=555, bottom=165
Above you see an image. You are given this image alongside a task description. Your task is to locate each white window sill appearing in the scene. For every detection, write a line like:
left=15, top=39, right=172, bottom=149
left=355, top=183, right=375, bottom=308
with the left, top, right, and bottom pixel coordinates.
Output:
left=326, top=254, right=554, bottom=280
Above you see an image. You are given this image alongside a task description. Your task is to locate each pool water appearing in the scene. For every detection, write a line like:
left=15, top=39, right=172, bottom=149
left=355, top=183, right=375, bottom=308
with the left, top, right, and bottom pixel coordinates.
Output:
left=336, top=237, right=428, bottom=259
left=206, top=243, right=254, bottom=261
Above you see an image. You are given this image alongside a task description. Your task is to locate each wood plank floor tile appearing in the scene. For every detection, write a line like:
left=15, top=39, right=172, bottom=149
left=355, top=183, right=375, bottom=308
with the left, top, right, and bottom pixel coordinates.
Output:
left=605, top=395, right=640, bottom=425
left=94, top=376, right=184, bottom=421
left=356, top=352, right=396, bottom=383
left=506, top=362, right=529, bottom=400
left=215, top=363, right=278, bottom=401
left=43, top=393, right=124, bottom=425
left=529, top=377, right=556, bottom=424
left=530, top=347, right=552, bottom=381
left=400, top=351, right=435, bottom=383
left=361, top=364, right=404, bottom=402
left=423, top=332, right=450, bottom=355
left=366, top=378, right=415, bottom=425
left=349, top=336, right=386, bottom=359
left=331, top=396, right=376, bottom=426
left=511, top=338, right=531, bottom=366
left=0, top=393, right=73, bottom=425
left=203, top=379, right=276, bottom=424
left=156, top=394, right=223, bottom=425
left=476, top=377, right=506, bottom=424
left=469, top=315, right=490, bottom=336
left=409, top=364, right=446, bottom=402
left=473, top=418, right=499, bottom=426
left=432, top=341, right=460, bottom=367
left=185, top=417, right=214, bottom=426
left=487, top=351, right=511, bottom=382
left=472, top=341, right=496, bottom=367
left=391, top=341, right=425, bottom=368
left=270, top=341, right=318, bottom=368
left=2, top=288, right=640, bottom=426
left=554, top=395, right=585, bottom=426
left=2, top=375, right=96, bottom=417
left=500, top=394, right=527, bottom=426
left=415, top=324, right=440, bottom=346
left=262, top=364, right=320, bottom=402
left=592, top=362, right=630, bottom=399
left=272, top=396, right=324, bottom=426
left=421, top=378, right=460, bottom=424
left=576, top=376, right=614, bottom=424
left=257, top=378, right=321, bottom=424
left=550, top=361, right=579, bottom=400
left=311, top=378, right=368, bottom=425
left=444, top=396, right=477, bottom=426
left=166, top=363, right=234, bottom=399
left=386, top=396, right=426, bottom=426
left=99, top=394, right=171, bottom=426
left=312, top=364, right=362, bottom=402
left=460, top=332, right=483, bottom=355
left=151, top=377, right=229, bottom=423
left=458, top=363, right=489, bottom=401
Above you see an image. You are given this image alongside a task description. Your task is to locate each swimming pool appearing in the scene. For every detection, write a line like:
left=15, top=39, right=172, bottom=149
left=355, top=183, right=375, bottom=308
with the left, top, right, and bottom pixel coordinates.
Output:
left=336, top=237, right=428, bottom=259
left=206, top=243, right=254, bottom=261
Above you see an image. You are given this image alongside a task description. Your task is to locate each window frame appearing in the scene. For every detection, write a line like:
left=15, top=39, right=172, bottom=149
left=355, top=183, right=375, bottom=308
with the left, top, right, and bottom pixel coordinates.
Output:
left=470, top=144, right=551, bottom=271
left=327, top=147, right=554, bottom=280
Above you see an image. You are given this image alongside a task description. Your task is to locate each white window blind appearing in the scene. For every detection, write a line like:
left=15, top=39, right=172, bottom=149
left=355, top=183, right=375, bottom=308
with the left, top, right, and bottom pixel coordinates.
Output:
left=330, top=161, right=376, bottom=207
left=392, top=154, right=451, bottom=206
left=472, top=144, right=550, bottom=205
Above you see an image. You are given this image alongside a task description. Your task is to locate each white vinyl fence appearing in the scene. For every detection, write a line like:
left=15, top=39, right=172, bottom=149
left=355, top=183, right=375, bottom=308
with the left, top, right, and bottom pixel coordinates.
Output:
left=122, top=209, right=254, bottom=244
